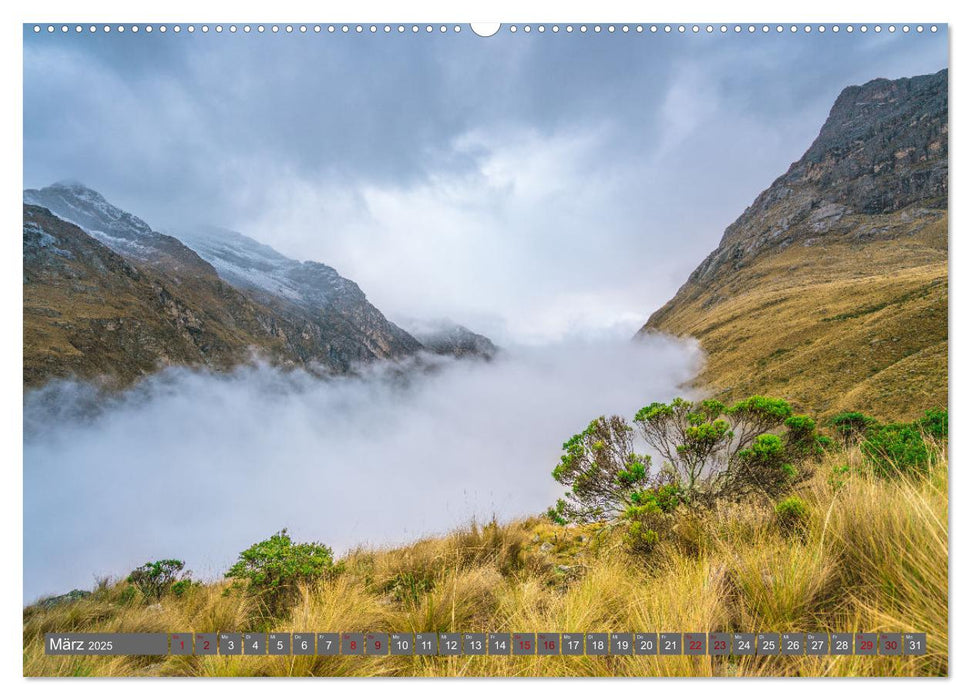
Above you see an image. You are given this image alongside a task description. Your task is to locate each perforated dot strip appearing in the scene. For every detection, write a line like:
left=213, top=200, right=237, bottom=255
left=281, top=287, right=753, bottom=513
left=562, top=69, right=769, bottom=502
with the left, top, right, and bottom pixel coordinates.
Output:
left=31, top=24, right=940, bottom=35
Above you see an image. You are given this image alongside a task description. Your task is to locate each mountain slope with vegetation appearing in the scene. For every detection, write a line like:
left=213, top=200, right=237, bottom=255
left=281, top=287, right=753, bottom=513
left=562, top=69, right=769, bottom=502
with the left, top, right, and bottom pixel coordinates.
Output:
left=23, top=204, right=291, bottom=387
left=23, top=185, right=494, bottom=387
left=639, top=70, right=948, bottom=421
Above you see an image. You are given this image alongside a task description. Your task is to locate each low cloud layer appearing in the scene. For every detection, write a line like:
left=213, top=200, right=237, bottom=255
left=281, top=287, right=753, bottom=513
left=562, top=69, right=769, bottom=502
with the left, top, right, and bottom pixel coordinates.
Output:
left=24, top=334, right=701, bottom=601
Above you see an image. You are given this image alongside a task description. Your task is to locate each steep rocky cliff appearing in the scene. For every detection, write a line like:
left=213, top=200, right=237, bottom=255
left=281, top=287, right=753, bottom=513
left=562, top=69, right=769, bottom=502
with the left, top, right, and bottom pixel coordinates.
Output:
left=640, top=69, right=948, bottom=420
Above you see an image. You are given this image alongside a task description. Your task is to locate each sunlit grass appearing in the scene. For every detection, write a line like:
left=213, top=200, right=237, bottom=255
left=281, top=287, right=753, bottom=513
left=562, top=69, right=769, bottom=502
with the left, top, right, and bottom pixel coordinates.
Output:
left=643, top=213, right=948, bottom=423
left=23, top=445, right=947, bottom=677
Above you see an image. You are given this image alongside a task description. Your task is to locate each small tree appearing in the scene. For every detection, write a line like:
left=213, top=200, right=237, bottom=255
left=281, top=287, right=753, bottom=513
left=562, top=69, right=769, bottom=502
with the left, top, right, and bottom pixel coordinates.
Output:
left=734, top=433, right=798, bottom=500
left=634, top=396, right=806, bottom=503
left=633, top=398, right=732, bottom=494
left=547, top=415, right=653, bottom=524
left=784, top=414, right=832, bottom=458
left=549, top=396, right=821, bottom=526
left=126, top=560, right=189, bottom=600
left=225, top=529, right=334, bottom=617
left=620, top=479, right=685, bottom=555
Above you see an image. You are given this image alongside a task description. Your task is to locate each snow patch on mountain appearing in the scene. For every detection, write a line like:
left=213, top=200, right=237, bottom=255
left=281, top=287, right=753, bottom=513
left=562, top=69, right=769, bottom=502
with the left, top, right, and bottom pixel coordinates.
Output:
left=175, top=225, right=306, bottom=301
left=25, top=181, right=154, bottom=239
left=176, top=225, right=354, bottom=307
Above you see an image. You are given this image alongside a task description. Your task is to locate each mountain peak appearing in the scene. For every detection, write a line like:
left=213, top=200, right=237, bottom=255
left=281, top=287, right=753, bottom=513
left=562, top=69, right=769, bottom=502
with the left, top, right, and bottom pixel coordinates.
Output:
left=42, top=180, right=120, bottom=211
left=792, top=68, right=947, bottom=214
left=674, top=68, right=948, bottom=289
left=49, top=178, right=90, bottom=191
left=23, top=182, right=221, bottom=282
left=176, top=224, right=350, bottom=305
left=25, top=181, right=154, bottom=238
left=638, top=69, right=948, bottom=420
left=402, top=318, right=499, bottom=360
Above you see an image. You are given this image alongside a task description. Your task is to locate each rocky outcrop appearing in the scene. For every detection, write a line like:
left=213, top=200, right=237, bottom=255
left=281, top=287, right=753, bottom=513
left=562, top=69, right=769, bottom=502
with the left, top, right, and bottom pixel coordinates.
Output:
left=404, top=320, right=499, bottom=360
left=646, top=68, right=948, bottom=323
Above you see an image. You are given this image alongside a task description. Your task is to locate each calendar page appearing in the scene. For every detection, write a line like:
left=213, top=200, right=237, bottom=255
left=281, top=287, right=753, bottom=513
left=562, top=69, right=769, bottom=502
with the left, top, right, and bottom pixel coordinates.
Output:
left=22, top=17, right=948, bottom=679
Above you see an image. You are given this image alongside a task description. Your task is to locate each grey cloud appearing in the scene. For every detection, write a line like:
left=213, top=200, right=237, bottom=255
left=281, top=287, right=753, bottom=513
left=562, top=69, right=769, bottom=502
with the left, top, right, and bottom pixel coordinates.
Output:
left=23, top=27, right=947, bottom=341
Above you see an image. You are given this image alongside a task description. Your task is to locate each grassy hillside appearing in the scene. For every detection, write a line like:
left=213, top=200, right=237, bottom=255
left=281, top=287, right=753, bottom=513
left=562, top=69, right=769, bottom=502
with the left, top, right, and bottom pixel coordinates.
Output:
left=641, top=70, right=948, bottom=421
left=24, top=441, right=947, bottom=677
left=642, top=212, right=947, bottom=421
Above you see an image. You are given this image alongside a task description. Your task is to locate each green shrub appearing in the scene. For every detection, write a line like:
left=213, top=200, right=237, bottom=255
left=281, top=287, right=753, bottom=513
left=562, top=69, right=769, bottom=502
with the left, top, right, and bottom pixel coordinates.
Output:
left=629, top=483, right=683, bottom=514
left=170, top=579, right=198, bottom=598
left=916, top=408, right=948, bottom=439
left=815, top=434, right=834, bottom=451
left=736, top=433, right=799, bottom=499
left=828, top=411, right=877, bottom=447
left=783, top=414, right=832, bottom=460
left=774, top=496, right=809, bottom=532
left=551, top=395, right=820, bottom=522
left=623, top=521, right=660, bottom=556
left=225, top=529, right=334, bottom=617
left=861, top=424, right=931, bottom=477
left=126, top=560, right=188, bottom=601
left=633, top=395, right=798, bottom=503
left=118, top=585, right=138, bottom=604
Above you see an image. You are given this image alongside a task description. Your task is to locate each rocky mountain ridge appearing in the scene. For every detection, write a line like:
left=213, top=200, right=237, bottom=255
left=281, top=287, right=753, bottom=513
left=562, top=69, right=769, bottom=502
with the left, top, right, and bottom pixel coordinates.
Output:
left=23, top=186, right=495, bottom=387
left=639, top=69, right=948, bottom=419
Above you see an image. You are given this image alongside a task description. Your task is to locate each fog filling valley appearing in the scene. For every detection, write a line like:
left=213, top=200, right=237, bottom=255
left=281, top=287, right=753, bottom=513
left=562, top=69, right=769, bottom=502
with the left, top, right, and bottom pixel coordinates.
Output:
left=24, top=334, right=700, bottom=601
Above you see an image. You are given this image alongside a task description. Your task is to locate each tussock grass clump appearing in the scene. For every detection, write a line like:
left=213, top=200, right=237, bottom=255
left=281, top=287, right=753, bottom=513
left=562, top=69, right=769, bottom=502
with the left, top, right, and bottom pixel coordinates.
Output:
left=24, top=444, right=947, bottom=677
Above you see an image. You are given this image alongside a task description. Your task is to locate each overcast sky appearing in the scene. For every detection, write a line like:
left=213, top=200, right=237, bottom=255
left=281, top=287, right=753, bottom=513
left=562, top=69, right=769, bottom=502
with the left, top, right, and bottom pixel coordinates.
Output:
left=23, top=26, right=947, bottom=343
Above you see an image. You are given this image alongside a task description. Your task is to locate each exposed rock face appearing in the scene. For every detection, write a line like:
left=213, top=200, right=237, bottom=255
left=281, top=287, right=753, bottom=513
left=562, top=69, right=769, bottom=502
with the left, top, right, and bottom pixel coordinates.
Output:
left=175, top=225, right=423, bottom=363
left=799, top=70, right=947, bottom=214
left=403, top=319, right=499, bottom=360
left=639, top=69, right=948, bottom=419
left=651, top=69, right=947, bottom=313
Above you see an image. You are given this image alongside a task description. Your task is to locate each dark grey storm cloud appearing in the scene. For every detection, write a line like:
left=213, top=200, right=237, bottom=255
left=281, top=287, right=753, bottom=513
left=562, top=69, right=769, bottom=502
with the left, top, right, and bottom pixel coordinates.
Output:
left=24, top=26, right=947, bottom=342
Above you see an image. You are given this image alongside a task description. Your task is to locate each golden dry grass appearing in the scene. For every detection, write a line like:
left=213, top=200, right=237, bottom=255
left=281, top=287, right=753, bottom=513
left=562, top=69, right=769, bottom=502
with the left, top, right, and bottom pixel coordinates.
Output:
left=23, top=444, right=948, bottom=678
left=642, top=212, right=948, bottom=422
